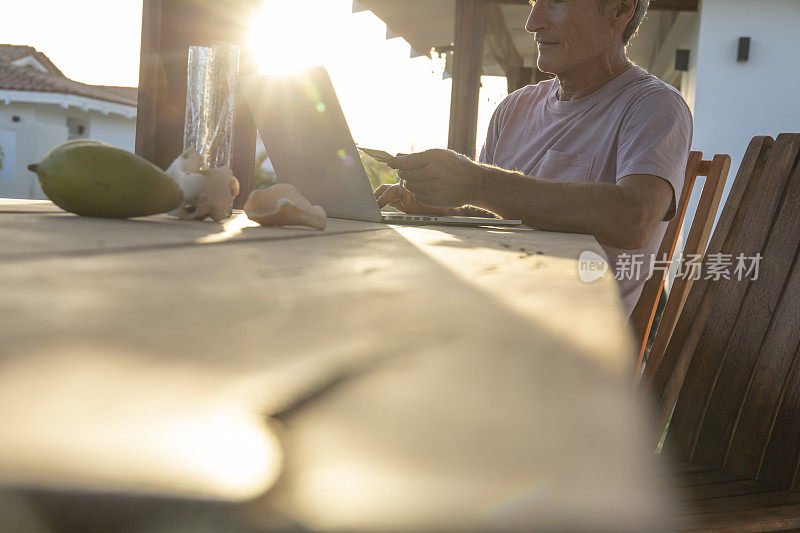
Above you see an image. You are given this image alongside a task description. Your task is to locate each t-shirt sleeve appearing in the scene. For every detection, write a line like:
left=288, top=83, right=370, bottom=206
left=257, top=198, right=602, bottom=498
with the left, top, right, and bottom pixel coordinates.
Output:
left=617, top=89, right=693, bottom=221
left=479, top=102, right=504, bottom=165
left=479, top=90, right=520, bottom=165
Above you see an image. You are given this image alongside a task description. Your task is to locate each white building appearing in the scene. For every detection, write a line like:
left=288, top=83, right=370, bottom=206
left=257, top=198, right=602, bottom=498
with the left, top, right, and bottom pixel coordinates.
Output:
left=627, top=0, right=800, bottom=240
left=0, top=45, right=137, bottom=199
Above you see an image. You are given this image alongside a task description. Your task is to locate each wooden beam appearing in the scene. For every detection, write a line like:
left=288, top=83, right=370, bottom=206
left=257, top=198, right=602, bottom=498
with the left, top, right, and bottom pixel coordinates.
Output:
left=448, top=0, right=488, bottom=159
left=136, top=0, right=260, bottom=208
left=649, top=11, right=695, bottom=82
left=485, top=4, right=524, bottom=92
left=488, top=0, right=699, bottom=10
left=484, top=4, right=539, bottom=92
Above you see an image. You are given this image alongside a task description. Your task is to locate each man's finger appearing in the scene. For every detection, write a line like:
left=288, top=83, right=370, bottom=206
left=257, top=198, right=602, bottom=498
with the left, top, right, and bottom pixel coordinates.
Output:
left=399, top=185, right=417, bottom=207
left=402, top=179, right=433, bottom=195
left=377, top=185, right=400, bottom=208
left=388, top=199, right=406, bottom=212
left=397, top=168, right=431, bottom=183
left=414, top=192, right=446, bottom=208
left=373, top=184, right=391, bottom=199
left=388, top=151, right=431, bottom=171
left=377, top=189, right=399, bottom=208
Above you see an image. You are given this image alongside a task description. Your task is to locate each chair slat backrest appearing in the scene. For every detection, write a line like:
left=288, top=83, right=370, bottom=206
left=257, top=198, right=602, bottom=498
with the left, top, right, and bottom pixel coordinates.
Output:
left=631, top=153, right=731, bottom=380
left=630, top=152, right=703, bottom=372
left=640, top=136, right=775, bottom=437
left=690, top=138, right=800, bottom=472
left=741, top=248, right=800, bottom=488
left=661, top=134, right=800, bottom=490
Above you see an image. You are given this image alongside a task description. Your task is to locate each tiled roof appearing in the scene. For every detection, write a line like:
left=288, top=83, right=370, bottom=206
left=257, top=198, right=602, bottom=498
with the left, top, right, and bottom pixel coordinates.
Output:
left=0, top=44, right=64, bottom=76
left=0, top=45, right=137, bottom=107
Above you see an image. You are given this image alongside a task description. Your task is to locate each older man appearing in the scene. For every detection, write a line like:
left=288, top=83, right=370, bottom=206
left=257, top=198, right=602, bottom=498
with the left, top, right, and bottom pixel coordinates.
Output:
left=375, top=0, right=692, bottom=317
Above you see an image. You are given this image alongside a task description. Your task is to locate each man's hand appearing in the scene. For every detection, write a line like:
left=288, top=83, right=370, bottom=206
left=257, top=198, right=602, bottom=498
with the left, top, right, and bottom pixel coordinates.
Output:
left=387, top=149, right=484, bottom=208
left=374, top=182, right=453, bottom=215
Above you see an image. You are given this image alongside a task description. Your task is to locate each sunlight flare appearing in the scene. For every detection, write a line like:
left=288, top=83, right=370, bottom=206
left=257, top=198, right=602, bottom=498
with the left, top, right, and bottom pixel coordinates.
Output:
left=249, top=0, right=347, bottom=75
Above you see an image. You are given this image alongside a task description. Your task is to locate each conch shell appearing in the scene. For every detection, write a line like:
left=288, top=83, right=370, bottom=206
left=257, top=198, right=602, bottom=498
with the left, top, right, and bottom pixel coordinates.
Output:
left=244, top=184, right=327, bottom=230
left=166, top=150, right=240, bottom=222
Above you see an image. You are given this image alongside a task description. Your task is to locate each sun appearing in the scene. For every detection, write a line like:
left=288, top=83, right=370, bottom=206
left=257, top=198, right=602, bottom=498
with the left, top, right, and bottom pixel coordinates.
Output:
left=248, top=0, right=347, bottom=75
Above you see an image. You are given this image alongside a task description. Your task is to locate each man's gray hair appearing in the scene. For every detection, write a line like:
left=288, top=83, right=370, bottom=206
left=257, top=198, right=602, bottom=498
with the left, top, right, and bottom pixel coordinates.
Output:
left=599, top=0, right=651, bottom=44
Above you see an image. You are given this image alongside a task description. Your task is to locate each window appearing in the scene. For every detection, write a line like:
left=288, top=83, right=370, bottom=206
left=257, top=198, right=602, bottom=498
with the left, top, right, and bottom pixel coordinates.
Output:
left=0, top=128, right=16, bottom=181
left=67, top=117, right=89, bottom=140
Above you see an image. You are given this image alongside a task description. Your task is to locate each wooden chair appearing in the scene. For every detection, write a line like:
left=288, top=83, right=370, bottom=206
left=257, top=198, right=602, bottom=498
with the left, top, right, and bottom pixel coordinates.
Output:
left=639, top=136, right=774, bottom=428
left=642, top=134, right=800, bottom=530
left=630, top=152, right=731, bottom=380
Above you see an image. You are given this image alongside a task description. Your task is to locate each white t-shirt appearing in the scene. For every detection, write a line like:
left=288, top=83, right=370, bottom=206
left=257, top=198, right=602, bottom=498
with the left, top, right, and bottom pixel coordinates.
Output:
left=480, top=64, right=693, bottom=316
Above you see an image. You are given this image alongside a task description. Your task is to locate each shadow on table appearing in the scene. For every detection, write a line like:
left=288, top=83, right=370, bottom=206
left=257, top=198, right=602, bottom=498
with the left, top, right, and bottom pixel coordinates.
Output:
left=0, top=487, right=288, bottom=533
left=0, top=212, right=388, bottom=262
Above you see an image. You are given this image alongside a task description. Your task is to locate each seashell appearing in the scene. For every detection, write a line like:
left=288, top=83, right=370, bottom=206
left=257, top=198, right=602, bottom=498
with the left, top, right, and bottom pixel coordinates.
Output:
left=244, top=184, right=327, bottom=230
left=166, top=150, right=240, bottom=223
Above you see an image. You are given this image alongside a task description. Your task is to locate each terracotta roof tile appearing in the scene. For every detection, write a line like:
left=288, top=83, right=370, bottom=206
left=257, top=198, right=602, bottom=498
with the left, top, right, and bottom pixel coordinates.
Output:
left=0, top=44, right=137, bottom=107
left=0, top=44, right=64, bottom=76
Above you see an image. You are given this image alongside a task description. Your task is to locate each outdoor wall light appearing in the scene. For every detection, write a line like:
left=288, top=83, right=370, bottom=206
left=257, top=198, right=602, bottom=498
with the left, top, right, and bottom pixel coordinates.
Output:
left=738, top=37, right=751, bottom=63
left=675, top=49, right=690, bottom=72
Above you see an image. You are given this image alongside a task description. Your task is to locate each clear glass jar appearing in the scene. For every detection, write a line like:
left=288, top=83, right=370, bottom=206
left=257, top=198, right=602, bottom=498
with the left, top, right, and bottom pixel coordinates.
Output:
left=183, top=41, right=240, bottom=170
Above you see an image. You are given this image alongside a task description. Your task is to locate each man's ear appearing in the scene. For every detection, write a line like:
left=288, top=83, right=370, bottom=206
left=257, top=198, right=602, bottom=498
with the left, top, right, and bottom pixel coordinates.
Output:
left=615, top=0, right=637, bottom=23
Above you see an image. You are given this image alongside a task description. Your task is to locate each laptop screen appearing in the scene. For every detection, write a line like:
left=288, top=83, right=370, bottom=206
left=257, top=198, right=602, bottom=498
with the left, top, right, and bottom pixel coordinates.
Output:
left=239, top=67, right=383, bottom=223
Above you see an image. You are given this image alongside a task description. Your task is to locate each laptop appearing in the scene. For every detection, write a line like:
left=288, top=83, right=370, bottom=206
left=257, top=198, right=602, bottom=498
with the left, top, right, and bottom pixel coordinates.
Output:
left=239, top=66, right=521, bottom=227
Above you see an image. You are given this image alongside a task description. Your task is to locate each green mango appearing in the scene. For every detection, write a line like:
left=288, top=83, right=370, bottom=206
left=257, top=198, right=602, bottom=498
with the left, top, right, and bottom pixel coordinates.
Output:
left=28, top=140, right=183, bottom=218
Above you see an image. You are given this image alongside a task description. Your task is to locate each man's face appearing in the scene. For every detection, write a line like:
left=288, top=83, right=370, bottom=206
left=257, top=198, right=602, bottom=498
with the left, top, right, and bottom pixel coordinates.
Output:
left=526, top=0, right=618, bottom=76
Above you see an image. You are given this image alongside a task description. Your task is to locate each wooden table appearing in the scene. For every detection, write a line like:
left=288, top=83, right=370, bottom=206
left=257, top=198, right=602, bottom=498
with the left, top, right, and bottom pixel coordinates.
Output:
left=0, top=199, right=677, bottom=531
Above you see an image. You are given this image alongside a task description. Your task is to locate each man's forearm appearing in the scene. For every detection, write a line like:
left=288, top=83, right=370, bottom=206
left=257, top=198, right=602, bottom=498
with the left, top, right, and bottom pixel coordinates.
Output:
left=389, top=149, right=667, bottom=249
left=453, top=205, right=499, bottom=218
left=469, top=165, right=649, bottom=249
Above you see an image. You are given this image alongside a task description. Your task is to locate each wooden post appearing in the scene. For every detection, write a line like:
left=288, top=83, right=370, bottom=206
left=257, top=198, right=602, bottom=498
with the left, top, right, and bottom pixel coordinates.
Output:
left=135, top=0, right=185, bottom=173
left=135, top=0, right=163, bottom=165
left=136, top=0, right=259, bottom=208
left=232, top=50, right=257, bottom=209
left=484, top=3, right=532, bottom=93
left=448, top=0, right=487, bottom=160
left=505, top=66, right=532, bottom=93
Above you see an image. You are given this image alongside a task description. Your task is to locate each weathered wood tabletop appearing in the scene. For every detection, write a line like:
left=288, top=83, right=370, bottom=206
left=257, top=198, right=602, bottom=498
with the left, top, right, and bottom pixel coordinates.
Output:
left=0, top=199, right=677, bottom=531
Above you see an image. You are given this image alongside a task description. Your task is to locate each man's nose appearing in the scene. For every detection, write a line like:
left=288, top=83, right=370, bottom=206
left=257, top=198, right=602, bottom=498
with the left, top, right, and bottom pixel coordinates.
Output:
left=525, top=2, right=545, bottom=34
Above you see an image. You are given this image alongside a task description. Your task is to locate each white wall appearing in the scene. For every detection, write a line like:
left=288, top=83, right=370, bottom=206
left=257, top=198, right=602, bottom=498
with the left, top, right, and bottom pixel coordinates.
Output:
left=685, top=0, right=800, bottom=239
left=0, top=103, right=51, bottom=198
left=62, top=107, right=136, bottom=152
left=0, top=100, right=136, bottom=199
left=90, top=113, right=136, bottom=152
